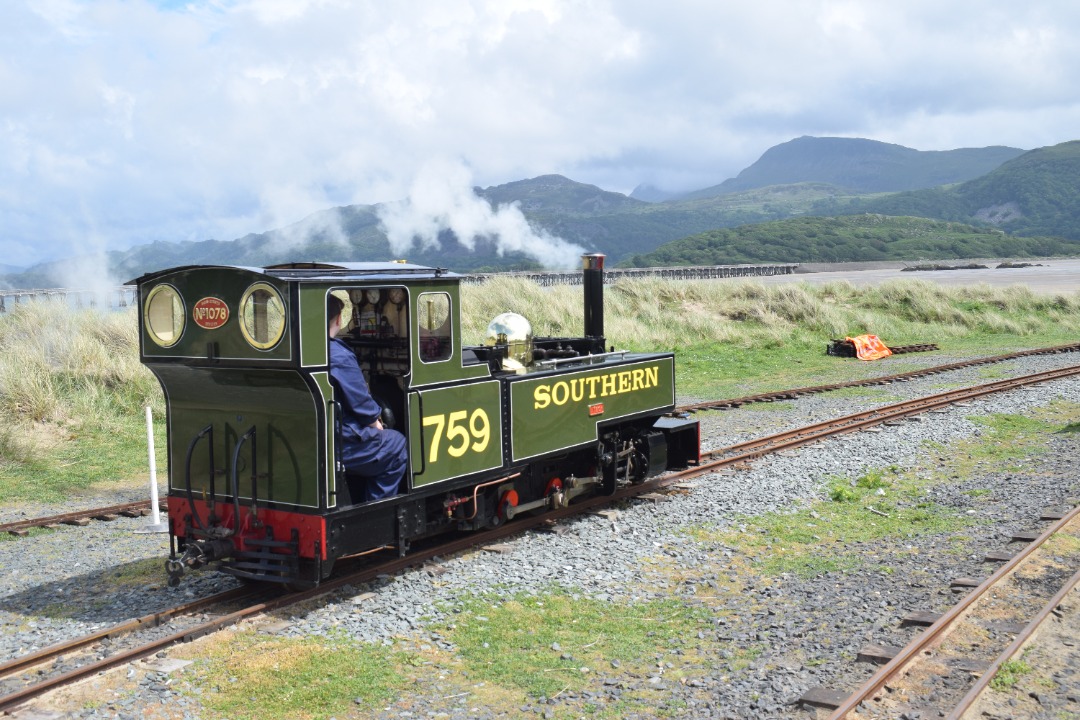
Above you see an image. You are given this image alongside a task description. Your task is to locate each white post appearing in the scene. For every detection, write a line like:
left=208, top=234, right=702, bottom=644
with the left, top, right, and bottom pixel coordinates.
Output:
left=137, top=405, right=169, bottom=533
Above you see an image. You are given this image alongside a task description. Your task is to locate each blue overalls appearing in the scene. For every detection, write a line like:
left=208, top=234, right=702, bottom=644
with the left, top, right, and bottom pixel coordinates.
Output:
left=328, top=337, right=407, bottom=502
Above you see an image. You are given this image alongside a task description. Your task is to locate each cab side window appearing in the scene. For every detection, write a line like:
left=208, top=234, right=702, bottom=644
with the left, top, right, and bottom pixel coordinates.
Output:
left=417, top=292, right=451, bottom=363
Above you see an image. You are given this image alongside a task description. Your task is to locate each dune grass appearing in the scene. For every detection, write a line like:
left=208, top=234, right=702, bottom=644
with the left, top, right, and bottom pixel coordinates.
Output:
left=1, top=278, right=1078, bottom=505
left=0, top=302, right=163, bottom=502
left=462, top=277, right=1080, bottom=397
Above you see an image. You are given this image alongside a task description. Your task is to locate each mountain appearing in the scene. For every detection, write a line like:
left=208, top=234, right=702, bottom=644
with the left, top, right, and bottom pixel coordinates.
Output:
left=626, top=141, right=1080, bottom=266
left=678, top=136, right=1025, bottom=200
left=629, top=183, right=678, bottom=202
left=0, top=136, right=1069, bottom=289
left=824, top=141, right=1080, bottom=239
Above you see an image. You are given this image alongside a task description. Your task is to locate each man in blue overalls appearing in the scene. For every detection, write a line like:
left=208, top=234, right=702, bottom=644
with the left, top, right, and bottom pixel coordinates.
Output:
left=327, top=293, right=407, bottom=502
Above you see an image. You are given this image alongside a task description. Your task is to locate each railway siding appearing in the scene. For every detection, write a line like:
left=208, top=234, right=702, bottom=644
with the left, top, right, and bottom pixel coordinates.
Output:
left=2, top=353, right=1080, bottom=718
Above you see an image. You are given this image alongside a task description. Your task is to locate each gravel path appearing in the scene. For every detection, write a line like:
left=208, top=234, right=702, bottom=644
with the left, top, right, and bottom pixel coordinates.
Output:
left=3, top=351, right=1080, bottom=719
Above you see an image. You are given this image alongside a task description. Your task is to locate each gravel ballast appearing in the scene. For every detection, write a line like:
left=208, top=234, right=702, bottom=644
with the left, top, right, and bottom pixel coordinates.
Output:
left=2, top=352, right=1079, bottom=719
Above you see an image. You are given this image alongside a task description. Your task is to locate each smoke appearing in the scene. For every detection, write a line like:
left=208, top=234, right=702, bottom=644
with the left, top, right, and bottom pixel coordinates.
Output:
left=54, top=242, right=127, bottom=311
left=377, top=159, right=586, bottom=270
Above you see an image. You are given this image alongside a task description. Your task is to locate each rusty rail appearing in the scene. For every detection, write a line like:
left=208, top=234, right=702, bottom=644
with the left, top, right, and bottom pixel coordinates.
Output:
left=4, top=363, right=1080, bottom=713
left=828, top=505, right=1080, bottom=719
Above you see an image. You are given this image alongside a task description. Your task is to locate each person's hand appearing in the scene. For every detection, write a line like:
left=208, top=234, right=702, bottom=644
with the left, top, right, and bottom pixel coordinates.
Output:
left=370, top=419, right=384, bottom=431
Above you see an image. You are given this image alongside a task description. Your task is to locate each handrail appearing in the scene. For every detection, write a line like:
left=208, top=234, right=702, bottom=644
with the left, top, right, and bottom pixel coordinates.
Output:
left=183, top=425, right=214, bottom=531
left=534, top=349, right=629, bottom=368
left=230, top=427, right=257, bottom=528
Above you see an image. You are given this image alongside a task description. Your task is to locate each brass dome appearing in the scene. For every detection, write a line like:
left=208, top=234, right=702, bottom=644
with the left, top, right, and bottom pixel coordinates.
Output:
left=485, top=312, right=533, bottom=366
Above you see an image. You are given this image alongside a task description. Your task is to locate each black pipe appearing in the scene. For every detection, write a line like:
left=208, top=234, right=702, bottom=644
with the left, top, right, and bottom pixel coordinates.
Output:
left=582, top=253, right=605, bottom=340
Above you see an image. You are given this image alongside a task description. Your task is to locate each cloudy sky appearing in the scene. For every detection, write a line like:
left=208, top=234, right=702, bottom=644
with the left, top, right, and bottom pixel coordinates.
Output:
left=2, top=0, right=1079, bottom=268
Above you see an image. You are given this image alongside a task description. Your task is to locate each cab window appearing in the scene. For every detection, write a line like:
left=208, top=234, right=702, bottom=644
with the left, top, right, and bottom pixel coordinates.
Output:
left=239, top=282, right=286, bottom=350
left=417, top=292, right=451, bottom=363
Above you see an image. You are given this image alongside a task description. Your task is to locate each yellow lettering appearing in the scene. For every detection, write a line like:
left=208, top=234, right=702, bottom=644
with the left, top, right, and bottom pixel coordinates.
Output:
left=534, top=385, right=551, bottom=410
left=552, top=381, right=570, bottom=406
left=585, top=376, right=600, bottom=399
left=618, top=371, right=631, bottom=393
left=632, top=368, right=644, bottom=391
left=645, top=366, right=658, bottom=387
left=570, top=378, right=585, bottom=402
left=601, top=373, right=615, bottom=397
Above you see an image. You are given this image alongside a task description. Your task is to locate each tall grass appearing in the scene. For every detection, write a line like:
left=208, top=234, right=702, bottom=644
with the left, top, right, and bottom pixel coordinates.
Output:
left=461, top=277, right=1080, bottom=351
left=2, top=279, right=1078, bottom=499
left=0, top=302, right=160, bottom=481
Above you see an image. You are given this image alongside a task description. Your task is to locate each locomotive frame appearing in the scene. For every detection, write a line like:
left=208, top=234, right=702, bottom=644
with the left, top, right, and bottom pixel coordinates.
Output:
left=132, top=254, right=699, bottom=587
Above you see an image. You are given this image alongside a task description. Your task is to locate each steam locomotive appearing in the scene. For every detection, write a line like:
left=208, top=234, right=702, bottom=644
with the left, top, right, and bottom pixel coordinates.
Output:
left=132, top=254, right=698, bottom=588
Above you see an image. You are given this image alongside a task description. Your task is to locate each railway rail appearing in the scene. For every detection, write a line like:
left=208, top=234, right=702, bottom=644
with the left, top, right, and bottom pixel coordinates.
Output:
left=826, top=505, right=1080, bottom=719
left=0, top=501, right=163, bottom=537
left=4, top=343, right=1078, bottom=541
left=0, top=586, right=261, bottom=712
left=676, top=341, right=1080, bottom=413
left=4, top=363, right=1079, bottom=714
left=699, top=363, right=1080, bottom=465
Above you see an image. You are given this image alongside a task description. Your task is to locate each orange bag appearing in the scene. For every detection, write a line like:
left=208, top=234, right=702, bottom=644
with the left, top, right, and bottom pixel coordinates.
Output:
left=845, top=334, right=892, bottom=361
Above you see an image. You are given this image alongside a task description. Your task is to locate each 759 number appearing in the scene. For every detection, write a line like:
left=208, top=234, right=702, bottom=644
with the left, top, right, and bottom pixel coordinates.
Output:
left=422, top=408, right=491, bottom=463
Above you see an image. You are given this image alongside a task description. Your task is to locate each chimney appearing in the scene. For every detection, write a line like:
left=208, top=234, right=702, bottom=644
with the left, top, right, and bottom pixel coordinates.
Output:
left=582, top=253, right=605, bottom=340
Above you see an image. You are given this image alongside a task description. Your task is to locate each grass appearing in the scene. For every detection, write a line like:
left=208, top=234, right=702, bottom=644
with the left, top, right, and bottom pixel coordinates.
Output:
left=462, top=276, right=1080, bottom=399
left=939, top=408, right=1074, bottom=477
left=1, top=276, right=1063, bottom=715
left=0, top=302, right=164, bottom=504
left=684, top=401, right=1080, bottom=579
left=2, top=278, right=1080, bottom=505
left=990, top=658, right=1033, bottom=691
left=178, top=631, right=404, bottom=720
left=438, top=590, right=713, bottom=699
left=688, top=466, right=976, bottom=578
left=169, top=591, right=722, bottom=719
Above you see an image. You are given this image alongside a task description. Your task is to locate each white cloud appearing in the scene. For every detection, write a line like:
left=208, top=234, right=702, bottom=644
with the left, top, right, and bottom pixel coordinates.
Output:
left=1, top=0, right=1079, bottom=269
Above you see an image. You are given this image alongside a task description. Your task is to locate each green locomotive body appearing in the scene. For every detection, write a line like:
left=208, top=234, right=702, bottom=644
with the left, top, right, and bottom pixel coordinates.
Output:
left=133, top=255, right=698, bottom=587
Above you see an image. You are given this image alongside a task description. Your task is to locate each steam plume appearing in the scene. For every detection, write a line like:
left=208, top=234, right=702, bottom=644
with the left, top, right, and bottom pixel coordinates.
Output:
left=377, top=159, right=585, bottom=270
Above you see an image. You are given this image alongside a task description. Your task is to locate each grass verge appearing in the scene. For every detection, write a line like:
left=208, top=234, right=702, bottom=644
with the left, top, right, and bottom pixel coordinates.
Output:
left=438, top=591, right=712, bottom=699
left=688, top=465, right=974, bottom=578
left=177, top=631, right=404, bottom=720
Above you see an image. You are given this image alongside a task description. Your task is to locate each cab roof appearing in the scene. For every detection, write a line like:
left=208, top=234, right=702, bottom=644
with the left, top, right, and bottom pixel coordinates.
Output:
left=128, top=261, right=456, bottom=285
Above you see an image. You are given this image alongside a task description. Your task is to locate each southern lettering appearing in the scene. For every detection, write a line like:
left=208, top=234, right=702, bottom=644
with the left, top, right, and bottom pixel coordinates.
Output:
left=533, top=365, right=659, bottom=410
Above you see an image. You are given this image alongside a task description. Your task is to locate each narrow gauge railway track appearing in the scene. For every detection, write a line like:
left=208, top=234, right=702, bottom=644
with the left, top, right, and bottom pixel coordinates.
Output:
left=676, top=341, right=1080, bottom=413
left=699, top=363, right=1080, bottom=465
left=3, top=343, right=1078, bottom=541
left=828, top=505, right=1080, bottom=719
left=0, top=586, right=263, bottom=714
left=5, top=363, right=1080, bottom=714
left=0, top=501, right=165, bottom=537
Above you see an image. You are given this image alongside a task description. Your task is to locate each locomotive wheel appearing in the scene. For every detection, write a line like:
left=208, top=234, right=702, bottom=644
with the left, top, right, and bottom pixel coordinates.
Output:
left=498, top=490, right=519, bottom=521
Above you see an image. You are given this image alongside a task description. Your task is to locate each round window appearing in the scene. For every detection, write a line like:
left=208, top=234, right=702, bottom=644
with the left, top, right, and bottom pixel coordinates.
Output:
left=144, top=284, right=185, bottom=348
left=239, top=282, right=287, bottom=350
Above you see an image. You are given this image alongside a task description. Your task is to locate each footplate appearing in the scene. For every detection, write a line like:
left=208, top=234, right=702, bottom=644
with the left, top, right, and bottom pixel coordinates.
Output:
left=219, top=527, right=301, bottom=584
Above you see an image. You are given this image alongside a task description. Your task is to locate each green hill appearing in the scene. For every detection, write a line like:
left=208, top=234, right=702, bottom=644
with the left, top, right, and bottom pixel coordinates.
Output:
left=830, top=141, right=1080, bottom=239
left=2, top=137, right=1076, bottom=289
left=624, top=215, right=1080, bottom=266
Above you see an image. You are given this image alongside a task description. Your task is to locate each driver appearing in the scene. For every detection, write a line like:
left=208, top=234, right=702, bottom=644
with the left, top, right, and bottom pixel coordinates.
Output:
left=327, top=293, right=407, bottom=502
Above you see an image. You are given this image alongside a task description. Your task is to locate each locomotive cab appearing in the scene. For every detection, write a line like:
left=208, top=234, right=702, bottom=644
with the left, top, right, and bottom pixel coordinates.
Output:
left=132, top=256, right=698, bottom=589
